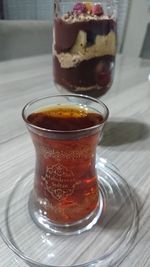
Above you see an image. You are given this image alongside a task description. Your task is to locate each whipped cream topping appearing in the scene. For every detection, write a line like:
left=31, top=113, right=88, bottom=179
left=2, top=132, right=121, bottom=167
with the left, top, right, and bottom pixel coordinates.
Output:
left=62, top=13, right=114, bottom=23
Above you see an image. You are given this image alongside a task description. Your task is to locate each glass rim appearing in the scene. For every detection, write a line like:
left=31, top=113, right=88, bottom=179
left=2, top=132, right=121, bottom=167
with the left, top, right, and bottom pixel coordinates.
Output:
left=22, top=94, right=109, bottom=134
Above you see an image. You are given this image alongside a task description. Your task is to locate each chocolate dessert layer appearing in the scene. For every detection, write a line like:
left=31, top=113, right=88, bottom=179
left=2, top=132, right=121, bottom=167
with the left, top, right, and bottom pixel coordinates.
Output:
left=54, top=31, right=116, bottom=68
left=53, top=55, right=114, bottom=97
left=54, top=17, right=116, bottom=53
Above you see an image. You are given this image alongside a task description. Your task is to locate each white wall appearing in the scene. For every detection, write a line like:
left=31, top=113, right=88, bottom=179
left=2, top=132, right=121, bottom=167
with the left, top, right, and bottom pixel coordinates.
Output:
left=123, top=0, right=150, bottom=57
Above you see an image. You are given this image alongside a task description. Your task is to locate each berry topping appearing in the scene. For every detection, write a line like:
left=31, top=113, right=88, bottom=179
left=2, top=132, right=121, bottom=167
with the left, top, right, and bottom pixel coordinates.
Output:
left=92, top=4, right=103, bottom=16
left=73, top=3, right=87, bottom=14
left=84, top=2, right=93, bottom=12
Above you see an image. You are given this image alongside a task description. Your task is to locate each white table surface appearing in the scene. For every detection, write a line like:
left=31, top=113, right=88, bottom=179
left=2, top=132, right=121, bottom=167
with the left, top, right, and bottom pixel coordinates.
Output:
left=0, top=54, right=150, bottom=267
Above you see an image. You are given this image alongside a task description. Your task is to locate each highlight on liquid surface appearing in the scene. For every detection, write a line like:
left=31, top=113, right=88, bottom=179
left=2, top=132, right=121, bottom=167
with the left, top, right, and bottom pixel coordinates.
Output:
left=27, top=104, right=104, bottom=131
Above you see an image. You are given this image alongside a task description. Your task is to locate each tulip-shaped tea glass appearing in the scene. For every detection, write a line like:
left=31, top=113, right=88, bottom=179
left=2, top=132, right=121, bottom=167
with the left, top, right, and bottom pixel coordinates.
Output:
left=53, top=0, right=117, bottom=98
left=22, top=94, right=109, bottom=235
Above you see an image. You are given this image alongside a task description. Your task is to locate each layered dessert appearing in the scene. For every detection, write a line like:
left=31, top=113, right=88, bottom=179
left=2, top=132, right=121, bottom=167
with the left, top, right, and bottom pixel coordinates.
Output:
left=53, top=2, right=117, bottom=97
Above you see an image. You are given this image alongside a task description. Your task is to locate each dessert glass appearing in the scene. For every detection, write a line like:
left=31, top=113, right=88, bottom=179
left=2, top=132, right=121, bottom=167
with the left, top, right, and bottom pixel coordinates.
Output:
left=53, top=0, right=117, bottom=98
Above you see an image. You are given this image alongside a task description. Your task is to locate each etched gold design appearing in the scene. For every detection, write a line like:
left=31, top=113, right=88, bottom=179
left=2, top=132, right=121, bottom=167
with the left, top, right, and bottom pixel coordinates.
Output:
left=39, top=145, right=92, bottom=160
left=42, top=164, right=76, bottom=200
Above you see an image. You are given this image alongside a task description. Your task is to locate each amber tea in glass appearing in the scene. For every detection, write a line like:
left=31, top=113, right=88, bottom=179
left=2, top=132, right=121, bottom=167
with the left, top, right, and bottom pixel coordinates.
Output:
left=22, top=94, right=109, bottom=235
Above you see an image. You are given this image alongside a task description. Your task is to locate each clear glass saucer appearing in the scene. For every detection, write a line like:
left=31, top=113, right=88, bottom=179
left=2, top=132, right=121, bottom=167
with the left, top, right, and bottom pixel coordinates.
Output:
left=0, top=158, right=139, bottom=267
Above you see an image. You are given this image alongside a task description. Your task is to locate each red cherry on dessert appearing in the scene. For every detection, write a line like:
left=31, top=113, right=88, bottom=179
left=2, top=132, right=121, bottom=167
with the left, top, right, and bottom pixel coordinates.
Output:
left=98, top=71, right=112, bottom=87
left=73, top=3, right=87, bottom=14
left=95, top=64, right=112, bottom=87
left=92, top=4, right=103, bottom=16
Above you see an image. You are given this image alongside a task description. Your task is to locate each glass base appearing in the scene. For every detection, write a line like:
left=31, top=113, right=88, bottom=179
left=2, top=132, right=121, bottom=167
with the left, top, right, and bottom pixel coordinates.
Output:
left=56, top=82, right=111, bottom=98
left=28, top=190, right=103, bottom=235
left=0, top=158, right=139, bottom=267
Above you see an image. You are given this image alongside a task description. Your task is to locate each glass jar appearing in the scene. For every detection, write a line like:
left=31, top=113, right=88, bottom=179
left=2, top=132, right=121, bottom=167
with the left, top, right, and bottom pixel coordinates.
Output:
left=53, top=0, right=117, bottom=98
